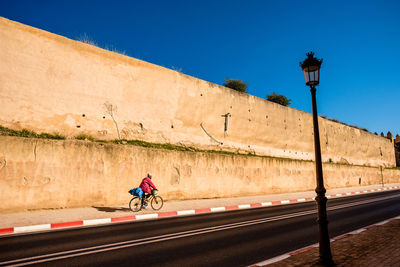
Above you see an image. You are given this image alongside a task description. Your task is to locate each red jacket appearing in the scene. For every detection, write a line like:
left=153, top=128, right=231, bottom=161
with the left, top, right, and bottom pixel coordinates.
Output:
left=139, top=177, right=157, bottom=194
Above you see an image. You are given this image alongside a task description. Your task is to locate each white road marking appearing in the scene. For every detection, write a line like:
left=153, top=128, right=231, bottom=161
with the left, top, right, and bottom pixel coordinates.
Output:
left=14, top=224, right=51, bottom=233
left=252, top=254, right=290, bottom=266
left=374, top=220, right=389, bottom=226
left=210, top=207, right=225, bottom=212
left=348, top=228, right=366, bottom=235
left=261, top=202, right=272, bottom=206
left=177, top=210, right=195, bottom=216
left=83, top=218, right=111, bottom=226
left=135, top=214, right=158, bottom=220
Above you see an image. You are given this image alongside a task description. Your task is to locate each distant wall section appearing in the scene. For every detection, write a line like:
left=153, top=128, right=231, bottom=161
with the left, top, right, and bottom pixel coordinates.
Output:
left=0, top=17, right=395, bottom=167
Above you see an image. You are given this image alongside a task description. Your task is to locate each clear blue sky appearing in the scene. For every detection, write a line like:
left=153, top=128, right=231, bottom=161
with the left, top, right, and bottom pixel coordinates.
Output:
left=1, top=0, right=399, bottom=136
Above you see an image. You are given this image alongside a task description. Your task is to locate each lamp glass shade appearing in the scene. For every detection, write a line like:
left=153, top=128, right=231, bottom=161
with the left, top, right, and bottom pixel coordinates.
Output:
left=302, top=65, right=320, bottom=86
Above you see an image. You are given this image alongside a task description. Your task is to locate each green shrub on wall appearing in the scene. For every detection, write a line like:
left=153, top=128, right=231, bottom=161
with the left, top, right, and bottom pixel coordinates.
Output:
left=223, top=79, right=248, bottom=93
left=0, top=125, right=65, bottom=140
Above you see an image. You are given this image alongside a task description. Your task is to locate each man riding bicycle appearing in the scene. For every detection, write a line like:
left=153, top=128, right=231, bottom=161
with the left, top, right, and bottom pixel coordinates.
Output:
left=139, top=173, right=158, bottom=207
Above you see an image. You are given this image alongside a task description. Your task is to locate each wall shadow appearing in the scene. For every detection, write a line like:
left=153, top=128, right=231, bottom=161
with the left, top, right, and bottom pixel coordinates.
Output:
left=92, top=206, right=131, bottom=213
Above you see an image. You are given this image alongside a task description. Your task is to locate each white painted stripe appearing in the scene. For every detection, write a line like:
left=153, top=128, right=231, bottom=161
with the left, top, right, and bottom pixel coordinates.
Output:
left=346, top=192, right=352, bottom=195
left=312, top=197, right=316, bottom=200
left=355, top=191, right=360, bottom=194
left=14, top=224, right=51, bottom=233
left=348, top=228, right=366, bottom=235
left=135, top=214, right=158, bottom=220
left=371, top=189, right=376, bottom=192
left=261, top=202, right=272, bottom=206
left=297, top=198, right=306, bottom=202
left=83, top=218, right=111, bottom=226
left=281, top=200, right=290, bottom=204
left=210, top=207, right=225, bottom=212
left=251, top=254, right=290, bottom=266
left=374, top=220, right=389, bottom=226
left=377, top=188, right=382, bottom=191
left=238, top=204, right=251, bottom=209
left=326, top=195, right=332, bottom=199
left=177, top=210, right=195, bottom=216
left=363, top=190, right=368, bottom=193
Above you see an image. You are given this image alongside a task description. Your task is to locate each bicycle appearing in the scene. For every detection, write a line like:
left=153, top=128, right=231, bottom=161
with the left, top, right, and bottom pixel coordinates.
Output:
left=129, top=191, right=164, bottom=212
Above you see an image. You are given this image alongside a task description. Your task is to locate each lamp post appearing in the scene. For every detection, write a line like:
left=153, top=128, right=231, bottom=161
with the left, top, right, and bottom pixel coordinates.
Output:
left=300, top=52, right=334, bottom=266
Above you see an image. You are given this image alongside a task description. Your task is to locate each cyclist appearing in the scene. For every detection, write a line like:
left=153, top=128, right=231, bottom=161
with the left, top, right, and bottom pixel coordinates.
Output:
left=139, top=173, right=158, bottom=207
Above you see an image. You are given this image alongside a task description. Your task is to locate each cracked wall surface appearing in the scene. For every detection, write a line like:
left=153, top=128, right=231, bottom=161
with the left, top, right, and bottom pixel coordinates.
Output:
left=0, top=136, right=399, bottom=212
left=0, top=17, right=396, bottom=167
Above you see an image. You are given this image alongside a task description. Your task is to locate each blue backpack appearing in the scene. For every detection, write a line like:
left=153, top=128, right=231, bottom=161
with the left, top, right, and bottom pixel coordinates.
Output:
left=129, top=187, right=143, bottom=198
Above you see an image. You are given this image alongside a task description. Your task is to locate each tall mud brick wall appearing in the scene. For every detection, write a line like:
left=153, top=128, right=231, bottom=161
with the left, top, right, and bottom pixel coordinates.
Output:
left=0, top=16, right=396, bottom=168
left=1, top=136, right=399, bottom=212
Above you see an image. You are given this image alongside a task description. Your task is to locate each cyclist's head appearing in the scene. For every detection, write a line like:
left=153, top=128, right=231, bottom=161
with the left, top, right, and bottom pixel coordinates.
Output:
left=147, top=173, right=152, bottom=179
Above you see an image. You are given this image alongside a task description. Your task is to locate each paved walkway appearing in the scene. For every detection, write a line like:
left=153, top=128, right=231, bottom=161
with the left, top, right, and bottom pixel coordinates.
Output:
left=258, top=217, right=400, bottom=266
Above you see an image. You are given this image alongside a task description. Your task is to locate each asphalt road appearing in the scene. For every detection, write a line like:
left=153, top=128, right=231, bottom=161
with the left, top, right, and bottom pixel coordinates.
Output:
left=0, top=190, right=399, bottom=267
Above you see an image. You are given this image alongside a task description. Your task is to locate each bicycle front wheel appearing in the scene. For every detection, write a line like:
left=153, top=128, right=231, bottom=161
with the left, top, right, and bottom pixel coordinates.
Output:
left=129, top=197, right=142, bottom=212
left=151, top=196, right=164, bottom=210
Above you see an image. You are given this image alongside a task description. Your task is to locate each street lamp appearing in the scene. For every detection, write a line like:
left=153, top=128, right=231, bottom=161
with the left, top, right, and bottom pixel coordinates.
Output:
left=300, top=52, right=334, bottom=266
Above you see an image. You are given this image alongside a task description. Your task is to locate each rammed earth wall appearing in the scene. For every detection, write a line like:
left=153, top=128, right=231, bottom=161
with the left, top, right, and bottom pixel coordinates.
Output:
left=0, top=136, right=399, bottom=212
left=0, top=17, right=395, bottom=167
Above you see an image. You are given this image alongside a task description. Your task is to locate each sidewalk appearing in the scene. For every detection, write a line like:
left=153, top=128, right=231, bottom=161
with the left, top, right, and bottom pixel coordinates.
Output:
left=257, top=216, right=400, bottom=266
left=1, top=183, right=399, bottom=231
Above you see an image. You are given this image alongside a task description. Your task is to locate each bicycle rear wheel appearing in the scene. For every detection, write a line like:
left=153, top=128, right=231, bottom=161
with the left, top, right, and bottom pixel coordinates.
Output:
left=151, top=196, right=164, bottom=210
left=129, top=197, right=142, bottom=212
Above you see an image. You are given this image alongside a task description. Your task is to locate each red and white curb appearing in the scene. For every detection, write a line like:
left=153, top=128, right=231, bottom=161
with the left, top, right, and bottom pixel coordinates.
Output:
left=1, top=186, right=399, bottom=236
left=250, top=214, right=400, bottom=266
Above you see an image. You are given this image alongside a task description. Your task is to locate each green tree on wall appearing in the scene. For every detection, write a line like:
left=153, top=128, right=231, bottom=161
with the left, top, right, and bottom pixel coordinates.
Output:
left=266, top=92, right=292, bottom=106
left=223, top=79, right=248, bottom=93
